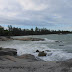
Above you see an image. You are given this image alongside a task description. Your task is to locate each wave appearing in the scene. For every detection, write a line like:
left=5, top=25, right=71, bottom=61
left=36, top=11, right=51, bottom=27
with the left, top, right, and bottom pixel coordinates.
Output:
left=0, top=38, right=72, bottom=61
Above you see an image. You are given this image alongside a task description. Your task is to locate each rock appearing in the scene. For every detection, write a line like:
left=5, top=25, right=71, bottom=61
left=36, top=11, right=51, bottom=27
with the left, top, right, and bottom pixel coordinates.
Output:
left=0, top=48, right=17, bottom=56
left=36, top=50, right=39, bottom=52
left=0, top=36, right=13, bottom=41
left=55, top=41, right=62, bottom=43
left=18, top=54, right=37, bottom=61
left=38, top=51, right=47, bottom=56
left=0, top=47, right=3, bottom=50
left=14, top=37, right=44, bottom=41
left=55, top=41, right=60, bottom=43
left=59, top=45, right=64, bottom=46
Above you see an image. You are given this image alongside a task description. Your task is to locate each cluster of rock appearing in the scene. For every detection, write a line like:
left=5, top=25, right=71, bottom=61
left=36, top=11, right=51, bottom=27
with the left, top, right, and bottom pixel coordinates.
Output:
left=0, top=36, right=45, bottom=41
left=0, top=47, right=38, bottom=61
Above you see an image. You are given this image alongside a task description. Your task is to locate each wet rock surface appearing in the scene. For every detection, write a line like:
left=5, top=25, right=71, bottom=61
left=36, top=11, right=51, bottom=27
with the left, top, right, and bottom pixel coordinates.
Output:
left=38, top=51, right=47, bottom=56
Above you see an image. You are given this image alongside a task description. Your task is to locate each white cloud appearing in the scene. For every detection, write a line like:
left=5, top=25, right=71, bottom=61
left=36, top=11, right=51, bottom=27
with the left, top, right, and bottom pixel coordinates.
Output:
left=17, top=0, right=48, bottom=11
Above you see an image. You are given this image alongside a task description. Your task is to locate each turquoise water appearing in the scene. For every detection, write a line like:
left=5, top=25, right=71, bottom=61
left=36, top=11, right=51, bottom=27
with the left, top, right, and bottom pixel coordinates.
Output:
left=0, top=34, right=72, bottom=61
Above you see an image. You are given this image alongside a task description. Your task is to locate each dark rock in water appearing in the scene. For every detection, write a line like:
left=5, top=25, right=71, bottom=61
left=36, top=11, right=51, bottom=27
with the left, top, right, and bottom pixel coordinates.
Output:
left=0, top=47, right=3, bottom=50
left=36, top=50, right=39, bottom=52
left=55, top=41, right=59, bottom=42
left=55, top=41, right=62, bottom=43
left=59, top=45, right=64, bottom=46
left=38, top=51, right=47, bottom=56
left=0, top=48, right=17, bottom=56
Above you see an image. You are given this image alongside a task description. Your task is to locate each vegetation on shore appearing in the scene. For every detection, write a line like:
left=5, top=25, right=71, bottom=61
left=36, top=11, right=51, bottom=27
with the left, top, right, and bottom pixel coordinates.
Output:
left=0, top=25, right=72, bottom=36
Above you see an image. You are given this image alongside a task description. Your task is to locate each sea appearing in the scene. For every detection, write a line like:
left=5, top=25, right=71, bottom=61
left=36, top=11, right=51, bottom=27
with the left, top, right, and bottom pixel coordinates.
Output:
left=0, top=34, right=72, bottom=61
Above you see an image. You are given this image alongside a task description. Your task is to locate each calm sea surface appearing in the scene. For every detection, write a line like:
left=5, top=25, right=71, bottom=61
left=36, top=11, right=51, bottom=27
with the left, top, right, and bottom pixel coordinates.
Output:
left=0, top=34, right=72, bottom=61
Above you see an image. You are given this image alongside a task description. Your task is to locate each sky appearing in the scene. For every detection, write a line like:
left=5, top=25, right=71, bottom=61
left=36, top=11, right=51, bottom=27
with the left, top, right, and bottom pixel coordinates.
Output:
left=0, top=0, right=72, bottom=30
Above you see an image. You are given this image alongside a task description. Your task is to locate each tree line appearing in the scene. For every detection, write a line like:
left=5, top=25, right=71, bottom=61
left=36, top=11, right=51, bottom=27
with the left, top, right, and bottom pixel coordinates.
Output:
left=0, top=25, right=72, bottom=36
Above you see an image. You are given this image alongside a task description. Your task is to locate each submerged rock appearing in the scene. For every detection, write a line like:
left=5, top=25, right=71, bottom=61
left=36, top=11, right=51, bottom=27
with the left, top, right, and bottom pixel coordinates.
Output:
left=55, top=41, right=62, bottom=43
left=59, top=45, right=64, bottom=46
left=0, top=47, right=17, bottom=56
left=38, top=51, right=47, bottom=56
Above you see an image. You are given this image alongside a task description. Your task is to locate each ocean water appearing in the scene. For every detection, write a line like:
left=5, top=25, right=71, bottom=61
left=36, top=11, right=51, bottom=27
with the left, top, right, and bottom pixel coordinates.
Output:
left=0, top=34, right=72, bottom=61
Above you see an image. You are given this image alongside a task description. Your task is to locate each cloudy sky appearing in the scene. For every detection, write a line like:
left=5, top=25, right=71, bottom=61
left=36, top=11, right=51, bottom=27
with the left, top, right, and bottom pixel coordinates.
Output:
left=0, top=0, right=72, bottom=30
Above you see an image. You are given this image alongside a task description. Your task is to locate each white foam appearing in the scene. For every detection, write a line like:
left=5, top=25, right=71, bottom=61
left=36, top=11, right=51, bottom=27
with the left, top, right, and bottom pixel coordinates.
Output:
left=0, top=38, right=72, bottom=61
left=44, top=38, right=55, bottom=42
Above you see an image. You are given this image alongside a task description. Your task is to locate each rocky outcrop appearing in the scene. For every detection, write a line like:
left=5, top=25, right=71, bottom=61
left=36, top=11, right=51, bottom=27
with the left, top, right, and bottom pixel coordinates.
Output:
left=0, top=37, right=44, bottom=41
left=14, top=37, right=44, bottom=41
left=0, top=47, right=17, bottom=56
left=0, top=36, right=13, bottom=41
left=38, top=51, right=47, bottom=56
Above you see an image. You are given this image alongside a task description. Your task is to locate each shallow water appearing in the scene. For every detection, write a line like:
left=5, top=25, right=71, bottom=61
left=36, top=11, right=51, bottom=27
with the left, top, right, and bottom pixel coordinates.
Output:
left=0, top=34, right=72, bottom=61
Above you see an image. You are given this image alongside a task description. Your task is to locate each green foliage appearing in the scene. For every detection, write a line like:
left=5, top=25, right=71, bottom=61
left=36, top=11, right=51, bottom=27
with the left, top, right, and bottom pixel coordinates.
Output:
left=0, top=25, right=71, bottom=36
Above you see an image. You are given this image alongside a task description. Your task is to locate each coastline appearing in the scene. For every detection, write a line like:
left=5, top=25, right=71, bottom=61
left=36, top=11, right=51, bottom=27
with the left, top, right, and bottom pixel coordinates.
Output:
left=0, top=47, right=72, bottom=72
left=0, top=36, right=72, bottom=72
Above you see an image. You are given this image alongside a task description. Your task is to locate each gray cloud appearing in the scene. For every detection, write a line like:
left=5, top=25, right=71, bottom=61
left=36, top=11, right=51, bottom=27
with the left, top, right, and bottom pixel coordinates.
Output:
left=0, top=0, right=72, bottom=30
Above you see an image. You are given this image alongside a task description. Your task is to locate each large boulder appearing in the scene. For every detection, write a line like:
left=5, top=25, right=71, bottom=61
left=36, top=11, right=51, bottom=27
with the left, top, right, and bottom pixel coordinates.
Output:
left=38, top=51, right=47, bottom=56
left=0, top=47, right=17, bottom=56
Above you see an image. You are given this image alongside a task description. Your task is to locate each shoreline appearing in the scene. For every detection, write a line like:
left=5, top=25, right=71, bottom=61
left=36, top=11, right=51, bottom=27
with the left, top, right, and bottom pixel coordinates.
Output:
left=0, top=54, right=72, bottom=72
left=0, top=48, right=72, bottom=72
left=0, top=36, right=72, bottom=72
